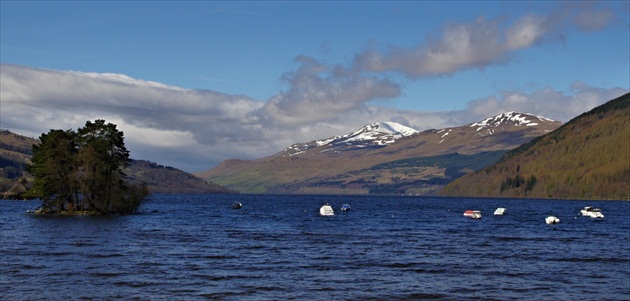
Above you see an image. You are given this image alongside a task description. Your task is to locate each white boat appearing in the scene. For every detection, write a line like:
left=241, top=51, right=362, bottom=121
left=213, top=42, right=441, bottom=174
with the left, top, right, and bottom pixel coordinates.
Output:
left=463, top=210, right=481, bottom=219
left=494, top=207, right=506, bottom=216
left=545, top=216, right=560, bottom=224
left=579, top=206, right=604, bottom=218
left=319, top=203, right=334, bottom=216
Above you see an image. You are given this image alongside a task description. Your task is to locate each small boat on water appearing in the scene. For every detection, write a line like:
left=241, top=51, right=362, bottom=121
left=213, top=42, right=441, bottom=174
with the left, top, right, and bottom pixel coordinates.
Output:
left=494, top=208, right=506, bottom=216
left=463, top=210, right=481, bottom=219
left=231, top=202, right=242, bottom=209
left=579, top=206, right=604, bottom=218
left=320, top=203, right=334, bottom=216
left=341, top=204, right=351, bottom=211
left=545, top=216, right=560, bottom=224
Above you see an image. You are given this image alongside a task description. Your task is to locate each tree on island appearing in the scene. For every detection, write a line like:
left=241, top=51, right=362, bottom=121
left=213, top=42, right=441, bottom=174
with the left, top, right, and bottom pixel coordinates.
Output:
left=26, top=120, right=148, bottom=214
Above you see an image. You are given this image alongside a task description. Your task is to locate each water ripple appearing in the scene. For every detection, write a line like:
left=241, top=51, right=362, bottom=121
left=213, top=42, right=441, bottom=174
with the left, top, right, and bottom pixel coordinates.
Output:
left=1, top=196, right=628, bottom=301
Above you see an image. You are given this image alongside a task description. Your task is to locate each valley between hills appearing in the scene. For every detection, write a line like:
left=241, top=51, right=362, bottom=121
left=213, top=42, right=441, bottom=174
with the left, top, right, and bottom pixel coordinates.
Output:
left=2, top=93, right=628, bottom=200
left=195, top=93, right=628, bottom=200
left=195, top=111, right=562, bottom=195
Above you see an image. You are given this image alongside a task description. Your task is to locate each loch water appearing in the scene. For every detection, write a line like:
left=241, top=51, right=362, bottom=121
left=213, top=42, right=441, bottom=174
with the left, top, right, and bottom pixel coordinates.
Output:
left=1, top=194, right=629, bottom=301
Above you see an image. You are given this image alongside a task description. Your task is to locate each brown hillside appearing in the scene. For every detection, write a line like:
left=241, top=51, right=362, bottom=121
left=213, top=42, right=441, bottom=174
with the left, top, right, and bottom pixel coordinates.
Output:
left=440, top=93, right=630, bottom=200
left=125, top=160, right=235, bottom=194
left=0, top=129, right=231, bottom=196
left=197, top=113, right=561, bottom=195
left=0, top=130, right=36, bottom=192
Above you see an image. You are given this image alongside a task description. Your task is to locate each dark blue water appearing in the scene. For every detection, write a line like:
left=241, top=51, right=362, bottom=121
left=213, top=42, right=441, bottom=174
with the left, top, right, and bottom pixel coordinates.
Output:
left=1, top=195, right=629, bottom=300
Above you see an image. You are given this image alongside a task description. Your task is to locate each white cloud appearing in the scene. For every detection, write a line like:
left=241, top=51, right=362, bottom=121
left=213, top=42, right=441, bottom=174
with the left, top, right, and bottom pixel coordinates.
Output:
left=353, top=3, right=620, bottom=78
left=260, top=56, right=401, bottom=125
left=354, top=16, right=507, bottom=77
left=1, top=4, right=626, bottom=172
left=0, top=64, right=626, bottom=172
left=463, top=82, right=628, bottom=122
left=505, top=15, right=549, bottom=50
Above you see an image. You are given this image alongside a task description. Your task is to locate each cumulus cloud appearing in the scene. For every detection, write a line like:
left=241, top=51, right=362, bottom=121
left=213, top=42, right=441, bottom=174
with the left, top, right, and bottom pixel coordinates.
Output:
left=0, top=64, right=401, bottom=171
left=260, top=55, right=401, bottom=125
left=353, top=3, right=619, bottom=78
left=355, top=17, right=507, bottom=77
left=0, top=3, right=626, bottom=172
left=0, top=64, right=267, bottom=171
left=463, top=82, right=628, bottom=122
left=0, top=64, right=626, bottom=172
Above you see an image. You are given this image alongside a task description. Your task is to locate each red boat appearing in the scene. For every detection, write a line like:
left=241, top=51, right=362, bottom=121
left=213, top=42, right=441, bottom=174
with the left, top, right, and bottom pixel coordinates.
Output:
left=463, top=210, right=482, bottom=219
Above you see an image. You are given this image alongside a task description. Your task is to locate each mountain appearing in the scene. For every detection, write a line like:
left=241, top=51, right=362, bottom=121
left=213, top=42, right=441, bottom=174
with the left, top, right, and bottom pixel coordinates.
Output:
left=282, top=122, right=418, bottom=157
left=197, top=113, right=561, bottom=195
left=124, top=160, right=234, bottom=194
left=440, top=93, right=630, bottom=200
left=0, top=130, right=33, bottom=193
left=0, top=130, right=232, bottom=197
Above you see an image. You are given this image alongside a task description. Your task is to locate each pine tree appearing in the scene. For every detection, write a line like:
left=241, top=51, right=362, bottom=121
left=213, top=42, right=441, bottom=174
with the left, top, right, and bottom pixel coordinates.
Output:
left=26, top=129, right=77, bottom=211
left=26, top=120, right=147, bottom=214
left=76, top=120, right=131, bottom=212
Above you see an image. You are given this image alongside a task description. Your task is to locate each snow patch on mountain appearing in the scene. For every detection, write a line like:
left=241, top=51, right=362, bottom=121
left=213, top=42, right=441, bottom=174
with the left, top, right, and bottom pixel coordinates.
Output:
left=469, top=112, right=555, bottom=132
left=319, top=122, right=418, bottom=147
left=281, top=112, right=556, bottom=157
left=282, top=122, right=418, bottom=157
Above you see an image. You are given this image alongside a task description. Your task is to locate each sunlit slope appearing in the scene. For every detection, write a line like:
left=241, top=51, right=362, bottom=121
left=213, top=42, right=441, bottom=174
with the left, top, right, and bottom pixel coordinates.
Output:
left=199, top=113, right=561, bottom=195
left=440, top=93, right=630, bottom=200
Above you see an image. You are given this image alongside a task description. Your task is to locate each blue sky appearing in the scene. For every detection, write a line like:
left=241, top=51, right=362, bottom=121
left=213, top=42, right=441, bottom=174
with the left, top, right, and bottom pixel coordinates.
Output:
left=1, top=1, right=628, bottom=172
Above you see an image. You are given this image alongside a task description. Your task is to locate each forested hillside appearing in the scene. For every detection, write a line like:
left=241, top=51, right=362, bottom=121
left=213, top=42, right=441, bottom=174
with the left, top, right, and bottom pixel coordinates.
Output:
left=440, top=93, right=630, bottom=200
left=125, top=160, right=234, bottom=194
left=0, top=130, right=232, bottom=197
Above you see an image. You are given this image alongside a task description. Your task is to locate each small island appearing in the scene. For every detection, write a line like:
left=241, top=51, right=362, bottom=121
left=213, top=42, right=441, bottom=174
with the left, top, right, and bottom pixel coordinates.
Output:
left=25, top=120, right=147, bottom=215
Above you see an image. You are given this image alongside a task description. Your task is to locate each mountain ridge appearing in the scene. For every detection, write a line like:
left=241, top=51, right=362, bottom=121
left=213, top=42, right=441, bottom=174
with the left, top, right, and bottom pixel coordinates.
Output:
left=0, top=130, right=233, bottom=197
left=198, top=111, right=562, bottom=195
left=281, top=121, right=419, bottom=157
left=440, top=93, right=630, bottom=200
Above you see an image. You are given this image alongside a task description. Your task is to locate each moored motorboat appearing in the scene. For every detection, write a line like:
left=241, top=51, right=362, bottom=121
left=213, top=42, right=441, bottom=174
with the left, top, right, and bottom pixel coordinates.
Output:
left=231, top=202, right=242, bottom=209
left=341, top=204, right=351, bottom=211
left=579, top=206, right=604, bottom=218
left=320, top=203, right=334, bottom=216
left=545, top=216, right=560, bottom=224
left=494, top=207, right=506, bottom=216
left=463, top=210, right=481, bottom=219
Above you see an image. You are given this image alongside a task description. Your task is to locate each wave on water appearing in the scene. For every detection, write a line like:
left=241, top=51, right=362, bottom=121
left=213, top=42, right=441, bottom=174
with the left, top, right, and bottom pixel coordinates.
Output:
left=1, top=195, right=629, bottom=300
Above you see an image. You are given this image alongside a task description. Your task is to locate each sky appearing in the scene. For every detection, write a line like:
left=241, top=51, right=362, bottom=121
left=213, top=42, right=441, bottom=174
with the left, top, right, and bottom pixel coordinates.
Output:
left=1, top=1, right=628, bottom=172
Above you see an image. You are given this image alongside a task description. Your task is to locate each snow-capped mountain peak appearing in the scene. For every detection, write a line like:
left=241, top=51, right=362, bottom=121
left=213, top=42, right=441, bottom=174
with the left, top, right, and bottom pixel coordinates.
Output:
left=282, top=122, right=418, bottom=157
left=281, top=113, right=558, bottom=157
left=319, top=122, right=418, bottom=147
left=469, top=112, right=555, bottom=132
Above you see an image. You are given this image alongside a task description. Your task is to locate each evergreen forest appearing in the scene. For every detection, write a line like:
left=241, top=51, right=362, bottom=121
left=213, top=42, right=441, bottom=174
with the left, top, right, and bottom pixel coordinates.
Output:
left=26, top=120, right=148, bottom=214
